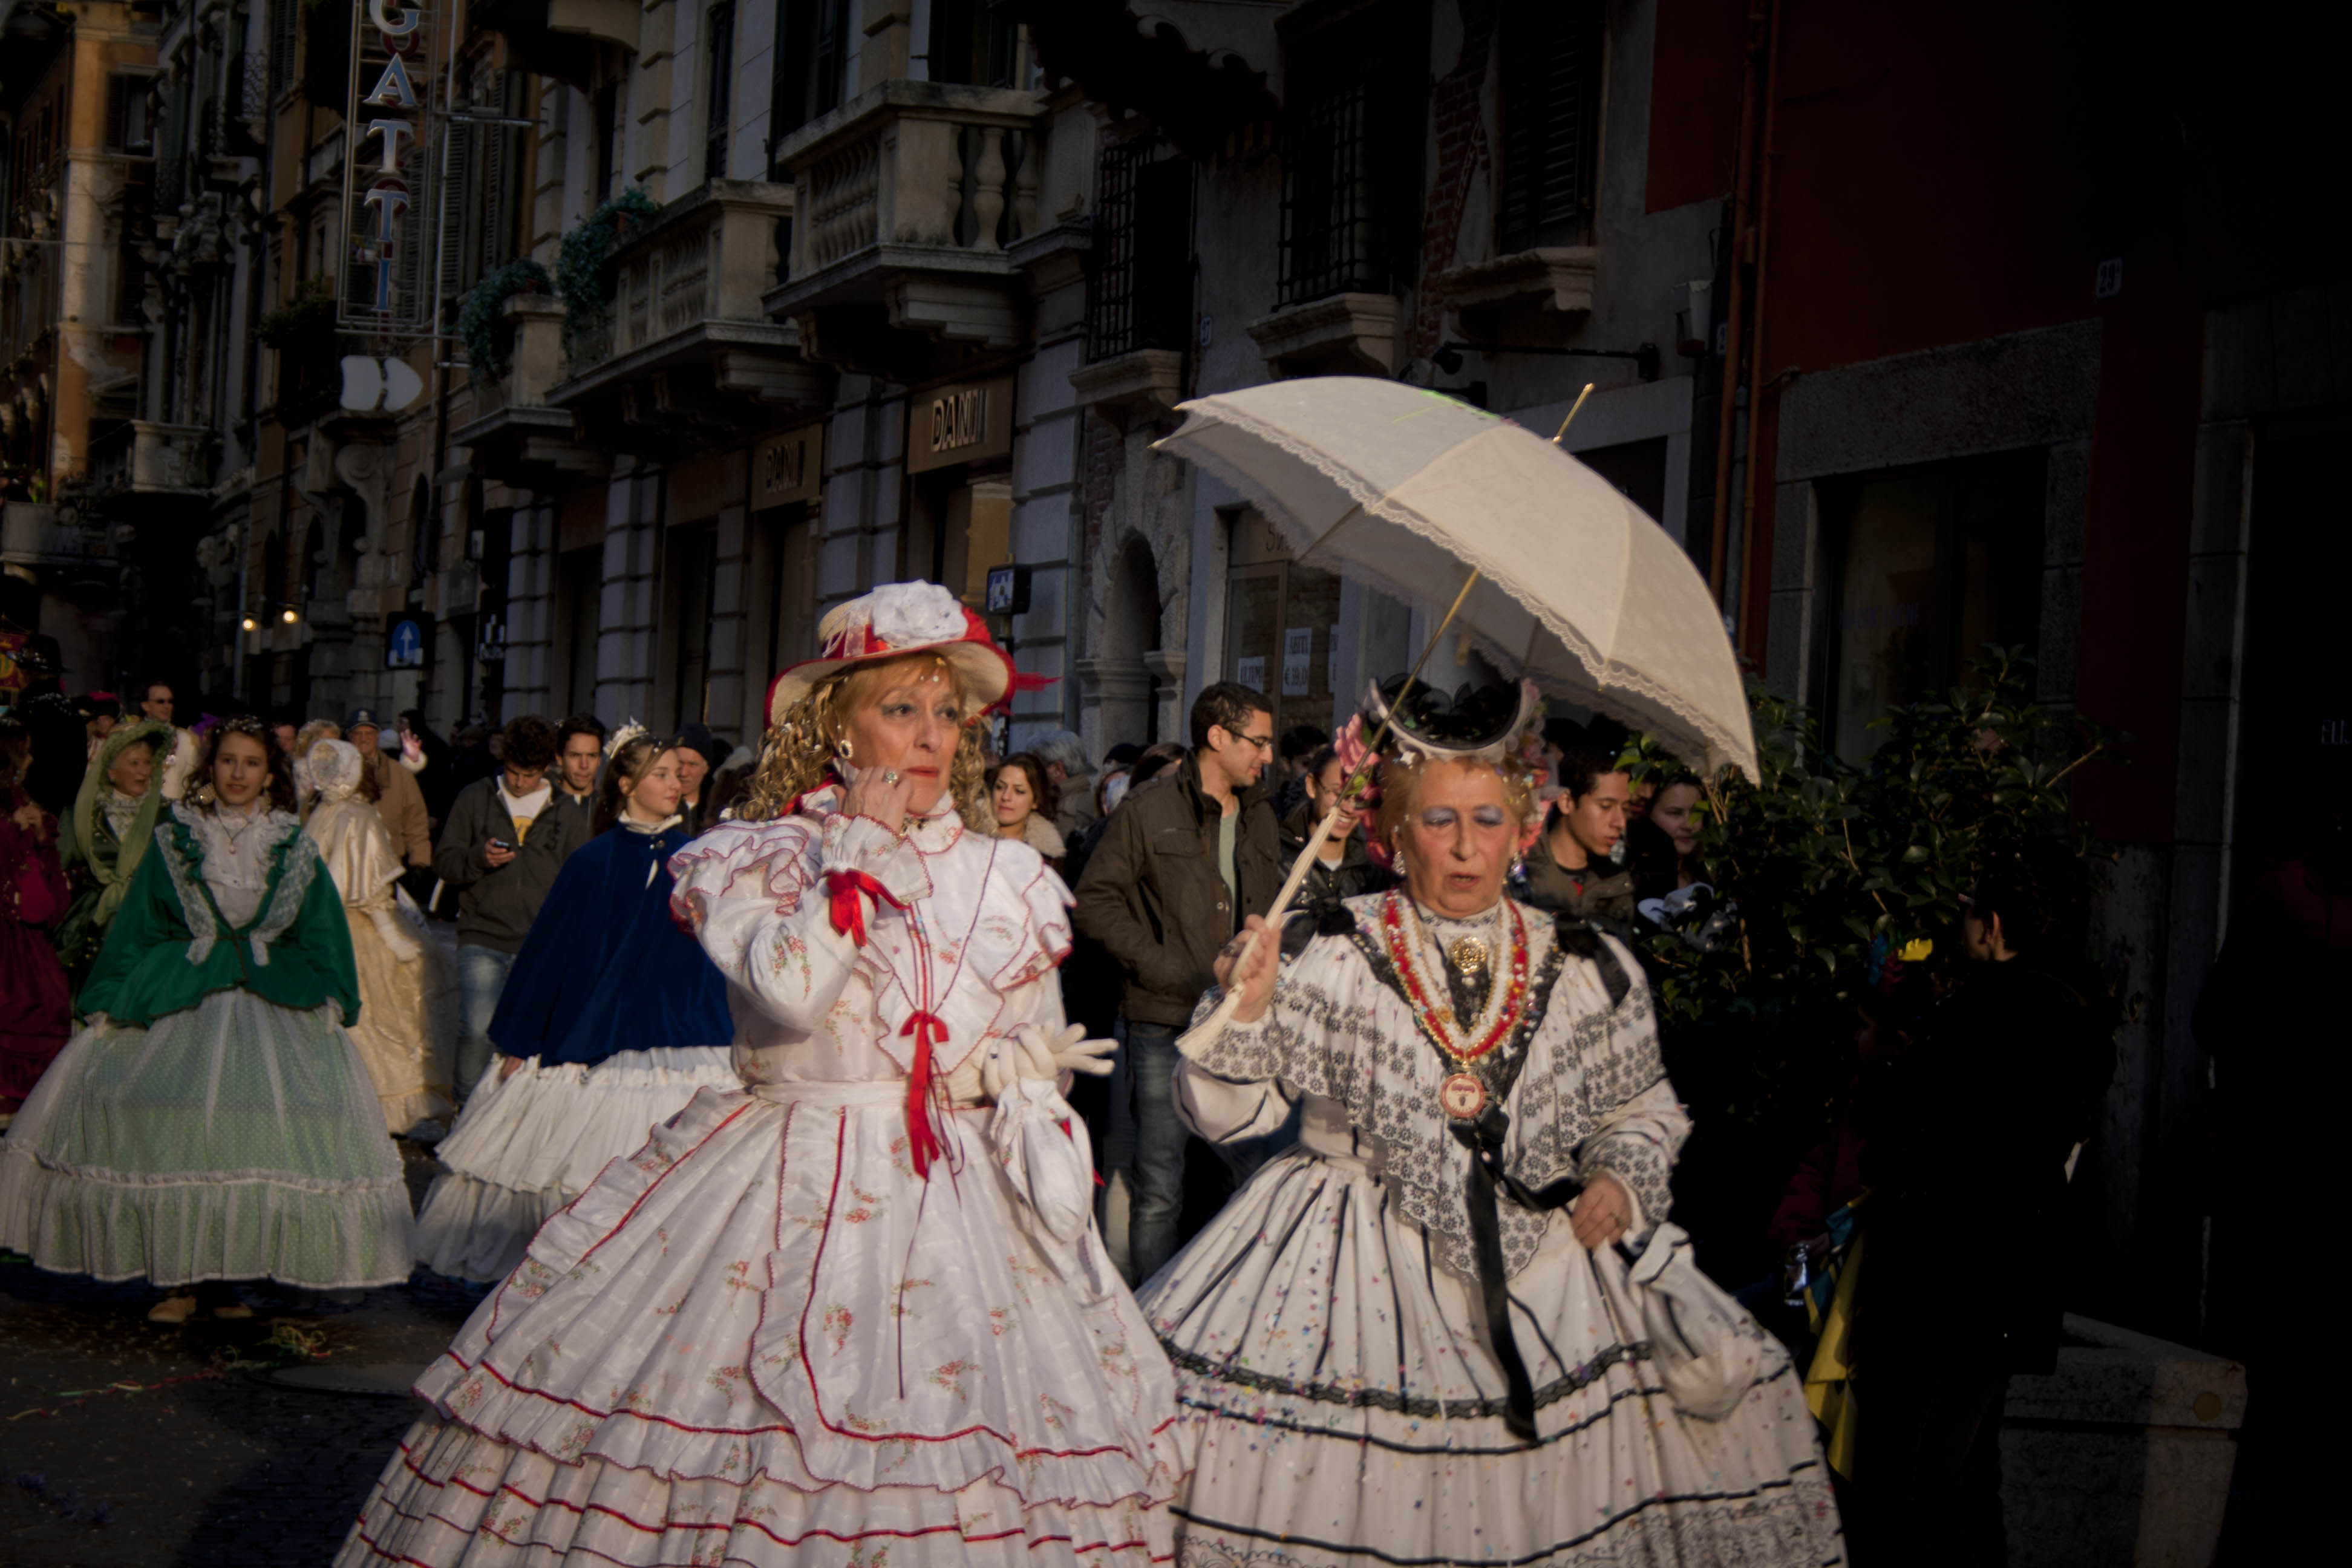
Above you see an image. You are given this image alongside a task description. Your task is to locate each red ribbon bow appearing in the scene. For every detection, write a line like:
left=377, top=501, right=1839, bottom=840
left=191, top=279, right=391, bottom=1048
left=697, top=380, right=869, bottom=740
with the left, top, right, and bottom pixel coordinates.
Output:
left=900, top=1011, right=950, bottom=1178
left=825, top=869, right=906, bottom=948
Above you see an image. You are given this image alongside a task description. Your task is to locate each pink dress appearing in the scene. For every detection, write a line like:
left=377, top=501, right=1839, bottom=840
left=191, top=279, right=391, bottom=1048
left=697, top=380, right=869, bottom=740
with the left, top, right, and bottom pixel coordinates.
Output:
left=0, top=808, right=72, bottom=1101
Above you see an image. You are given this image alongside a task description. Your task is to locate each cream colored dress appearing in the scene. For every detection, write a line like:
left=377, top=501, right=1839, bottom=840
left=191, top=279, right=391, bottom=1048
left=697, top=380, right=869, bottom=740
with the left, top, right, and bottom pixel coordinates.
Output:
left=304, top=745, right=457, bottom=1135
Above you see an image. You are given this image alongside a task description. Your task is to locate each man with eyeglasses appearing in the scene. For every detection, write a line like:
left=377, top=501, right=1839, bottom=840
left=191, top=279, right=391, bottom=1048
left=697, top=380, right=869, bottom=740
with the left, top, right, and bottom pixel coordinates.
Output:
left=1074, top=680, right=1282, bottom=1285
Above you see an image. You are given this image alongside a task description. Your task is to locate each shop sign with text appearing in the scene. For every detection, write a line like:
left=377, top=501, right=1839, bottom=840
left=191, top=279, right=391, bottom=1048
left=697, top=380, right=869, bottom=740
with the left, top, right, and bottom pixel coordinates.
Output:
left=754, top=424, right=824, bottom=507
left=339, top=0, right=442, bottom=336
left=906, top=376, right=1015, bottom=474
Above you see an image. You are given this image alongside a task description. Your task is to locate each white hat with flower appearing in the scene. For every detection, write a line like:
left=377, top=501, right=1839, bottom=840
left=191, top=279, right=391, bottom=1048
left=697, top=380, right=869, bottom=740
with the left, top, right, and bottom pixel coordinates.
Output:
left=764, top=581, right=1021, bottom=727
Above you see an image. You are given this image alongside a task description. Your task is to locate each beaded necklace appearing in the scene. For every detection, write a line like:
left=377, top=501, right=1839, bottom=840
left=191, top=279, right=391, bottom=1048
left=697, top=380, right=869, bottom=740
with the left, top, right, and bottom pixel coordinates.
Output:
left=1379, top=891, right=1532, bottom=1119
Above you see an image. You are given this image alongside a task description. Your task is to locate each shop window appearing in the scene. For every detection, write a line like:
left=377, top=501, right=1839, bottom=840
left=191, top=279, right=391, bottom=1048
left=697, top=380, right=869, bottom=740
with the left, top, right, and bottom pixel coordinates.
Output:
left=1820, top=451, right=2047, bottom=759
left=559, top=544, right=603, bottom=716
left=1498, top=0, right=1603, bottom=253
left=1222, top=511, right=1344, bottom=738
left=666, top=522, right=720, bottom=729
left=1088, top=136, right=1194, bottom=362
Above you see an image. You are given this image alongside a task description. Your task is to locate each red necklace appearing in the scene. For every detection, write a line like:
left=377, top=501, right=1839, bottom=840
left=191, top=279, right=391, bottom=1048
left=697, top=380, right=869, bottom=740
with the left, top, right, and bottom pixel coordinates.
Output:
left=1379, top=892, right=1532, bottom=1069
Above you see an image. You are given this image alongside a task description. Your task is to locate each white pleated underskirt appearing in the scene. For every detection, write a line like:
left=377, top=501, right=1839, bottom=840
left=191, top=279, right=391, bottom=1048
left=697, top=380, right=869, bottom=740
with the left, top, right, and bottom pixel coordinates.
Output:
left=411, top=1045, right=736, bottom=1284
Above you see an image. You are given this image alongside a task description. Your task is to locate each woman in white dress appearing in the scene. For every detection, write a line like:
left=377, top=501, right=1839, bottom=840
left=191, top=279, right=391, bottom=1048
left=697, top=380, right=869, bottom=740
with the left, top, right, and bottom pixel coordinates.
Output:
left=341, top=581, right=1182, bottom=1566
left=302, top=737, right=457, bottom=1136
left=1146, top=678, right=1843, bottom=1567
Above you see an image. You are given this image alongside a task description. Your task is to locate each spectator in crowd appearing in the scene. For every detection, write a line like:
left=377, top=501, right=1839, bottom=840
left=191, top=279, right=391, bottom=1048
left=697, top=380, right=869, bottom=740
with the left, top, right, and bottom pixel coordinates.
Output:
left=1074, top=682, right=1281, bottom=1284
left=1510, top=737, right=1636, bottom=930
left=1126, top=741, right=1184, bottom=791
left=555, top=713, right=607, bottom=837
left=1033, top=730, right=1097, bottom=840
left=1281, top=742, right=1395, bottom=914
left=1627, top=771, right=1708, bottom=903
left=1, top=719, right=71, bottom=1127
left=78, top=692, right=120, bottom=757
left=269, top=715, right=298, bottom=757
left=433, top=716, right=588, bottom=1099
left=137, top=680, right=175, bottom=727
left=1846, top=841, right=2114, bottom=1566
left=345, top=708, right=435, bottom=876
left=1270, top=722, right=1330, bottom=821
left=990, top=752, right=1066, bottom=871
left=447, top=724, right=499, bottom=797
left=396, top=711, right=457, bottom=833
left=673, top=722, right=728, bottom=832
left=702, top=741, right=758, bottom=824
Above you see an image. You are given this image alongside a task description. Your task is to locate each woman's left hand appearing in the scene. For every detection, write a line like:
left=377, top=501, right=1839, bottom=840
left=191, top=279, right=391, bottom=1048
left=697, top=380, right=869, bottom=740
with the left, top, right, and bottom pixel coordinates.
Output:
left=1570, top=1171, right=1633, bottom=1250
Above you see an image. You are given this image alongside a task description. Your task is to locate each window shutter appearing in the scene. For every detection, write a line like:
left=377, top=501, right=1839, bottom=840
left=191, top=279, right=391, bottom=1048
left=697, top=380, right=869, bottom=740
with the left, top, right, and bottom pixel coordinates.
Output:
left=107, top=76, right=128, bottom=152
left=271, top=0, right=299, bottom=94
left=812, top=0, right=846, bottom=118
left=438, top=115, right=477, bottom=297
left=479, top=70, right=526, bottom=275
left=1499, top=0, right=1602, bottom=253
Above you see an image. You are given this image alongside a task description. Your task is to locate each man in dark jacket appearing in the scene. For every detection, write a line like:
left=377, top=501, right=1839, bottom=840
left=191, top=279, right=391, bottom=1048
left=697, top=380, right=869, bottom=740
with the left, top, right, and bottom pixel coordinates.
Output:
left=433, top=715, right=587, bottom=1098
left=1846, top=844, right=2115, bottom=1567
left=1511, top=740, right=1636, bottom=932
left=1280, top=742, right=1394, bottom=923
left=1074, top=681, right=1282, bottom=1283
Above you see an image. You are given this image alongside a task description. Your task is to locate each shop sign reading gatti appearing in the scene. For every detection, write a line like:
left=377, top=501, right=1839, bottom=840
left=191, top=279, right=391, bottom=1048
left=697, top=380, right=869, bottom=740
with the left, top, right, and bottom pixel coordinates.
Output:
left=338, top=0, right=442, bottom=339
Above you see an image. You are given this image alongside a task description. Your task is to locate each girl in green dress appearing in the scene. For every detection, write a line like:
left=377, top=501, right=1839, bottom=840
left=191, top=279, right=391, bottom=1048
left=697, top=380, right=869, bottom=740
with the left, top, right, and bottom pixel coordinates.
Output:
left=0, top=716, right=417, bottom=1322
left=53, top=717, right=173, bottom=990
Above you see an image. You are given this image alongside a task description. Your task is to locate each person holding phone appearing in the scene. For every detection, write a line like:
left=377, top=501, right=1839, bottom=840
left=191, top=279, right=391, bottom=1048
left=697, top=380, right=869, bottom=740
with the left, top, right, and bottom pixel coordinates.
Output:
left=431, top=716, right=586, bottom=1101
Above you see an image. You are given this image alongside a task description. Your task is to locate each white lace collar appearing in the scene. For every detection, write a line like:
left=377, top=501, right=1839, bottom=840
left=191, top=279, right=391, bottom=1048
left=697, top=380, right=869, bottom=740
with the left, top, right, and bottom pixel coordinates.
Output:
left=795, top=783, right=966, bottom=855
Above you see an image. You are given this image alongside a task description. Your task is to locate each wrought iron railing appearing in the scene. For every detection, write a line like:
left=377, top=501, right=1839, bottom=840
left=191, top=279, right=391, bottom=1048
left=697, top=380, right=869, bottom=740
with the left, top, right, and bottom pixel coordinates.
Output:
left=1086, top=137, right=1194, bottom=362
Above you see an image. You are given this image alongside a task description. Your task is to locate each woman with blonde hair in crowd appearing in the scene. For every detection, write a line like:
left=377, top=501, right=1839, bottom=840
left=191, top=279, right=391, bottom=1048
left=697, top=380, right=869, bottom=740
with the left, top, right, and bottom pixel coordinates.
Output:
left=302, top=737, right=456, bottom=1139
left=343, top=581, right=1178, bottom=1566
left=0, top=716, right=414, bottom=1322
left=409, top=723, right=734, bottom=1284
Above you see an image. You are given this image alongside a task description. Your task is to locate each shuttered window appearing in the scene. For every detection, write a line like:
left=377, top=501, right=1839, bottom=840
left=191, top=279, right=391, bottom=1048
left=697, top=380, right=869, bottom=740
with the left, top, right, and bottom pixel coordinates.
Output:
left=706, top=2, right=736, bottom=181
left=1498, top=0, right=1604, bottom=253
left=270, top=0, right=299, bottom=96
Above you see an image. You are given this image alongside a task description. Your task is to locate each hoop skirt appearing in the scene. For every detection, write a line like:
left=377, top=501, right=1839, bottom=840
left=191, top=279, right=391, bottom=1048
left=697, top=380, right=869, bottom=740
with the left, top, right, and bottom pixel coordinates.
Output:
left=1144, top=900, right=1843, bottom=1567
left=0, top=806, right=415, bottom=1288
left=342, top=801, right=1182, bottom=1564
left=412, top=820, right=735, bottom=1284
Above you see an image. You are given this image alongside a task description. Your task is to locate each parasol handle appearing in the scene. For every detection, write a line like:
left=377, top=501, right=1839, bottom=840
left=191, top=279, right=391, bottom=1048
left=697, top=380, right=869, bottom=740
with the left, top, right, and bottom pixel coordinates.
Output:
left=1176, top=803, right=1348, bottom=1057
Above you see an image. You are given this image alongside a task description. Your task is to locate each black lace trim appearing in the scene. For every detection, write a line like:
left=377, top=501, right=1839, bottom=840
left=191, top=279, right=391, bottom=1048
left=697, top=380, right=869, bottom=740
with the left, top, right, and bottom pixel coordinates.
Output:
left=1158, top=1336, right=1649, bottom=1420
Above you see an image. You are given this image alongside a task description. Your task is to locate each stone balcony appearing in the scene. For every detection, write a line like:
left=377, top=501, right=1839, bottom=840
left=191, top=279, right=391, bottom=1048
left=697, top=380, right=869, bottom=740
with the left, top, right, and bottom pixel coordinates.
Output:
left=550, top=180, right=827, bottom=459
left=453, top=294, right=610, bottom=494
left=472, top=0, right=638, bottom=90
left=1, top=502, right=111, bottom=573
left=765, top=81, right=1047, bottom=381
left=84, top=420, right=216, bottom=518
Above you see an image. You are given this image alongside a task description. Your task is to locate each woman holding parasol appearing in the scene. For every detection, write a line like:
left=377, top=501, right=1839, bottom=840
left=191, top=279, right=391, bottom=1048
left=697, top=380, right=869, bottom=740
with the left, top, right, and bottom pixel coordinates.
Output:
left=1141, top=674, right=1842, bottom=1567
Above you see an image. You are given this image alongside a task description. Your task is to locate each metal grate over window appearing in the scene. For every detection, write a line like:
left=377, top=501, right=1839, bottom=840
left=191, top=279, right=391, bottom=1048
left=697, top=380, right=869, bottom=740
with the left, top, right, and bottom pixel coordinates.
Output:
left=1087, top=137, right=1194, bottom=362
left=1498, top=0, right=1604, bottom=252
left=1278, top=76, right=1380, bottom=305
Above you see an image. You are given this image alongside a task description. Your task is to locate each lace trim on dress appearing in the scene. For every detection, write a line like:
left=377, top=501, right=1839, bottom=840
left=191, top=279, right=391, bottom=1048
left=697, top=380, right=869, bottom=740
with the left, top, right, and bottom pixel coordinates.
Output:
left=155, top=817, right=220, bottom=965
left=248, top=826, right=319, bottom=967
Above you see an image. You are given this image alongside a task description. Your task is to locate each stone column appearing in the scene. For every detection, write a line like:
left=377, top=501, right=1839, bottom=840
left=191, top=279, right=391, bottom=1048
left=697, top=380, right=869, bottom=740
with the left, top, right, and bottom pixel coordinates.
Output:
left=596, top=462, right=663, bottom=724
left=502, top=498, right=559, bottom=716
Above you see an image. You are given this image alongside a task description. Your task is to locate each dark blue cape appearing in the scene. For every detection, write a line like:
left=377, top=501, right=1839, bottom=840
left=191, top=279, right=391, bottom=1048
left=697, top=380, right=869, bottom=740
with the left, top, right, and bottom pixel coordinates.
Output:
left=486, top=822, right=732, bottom=1068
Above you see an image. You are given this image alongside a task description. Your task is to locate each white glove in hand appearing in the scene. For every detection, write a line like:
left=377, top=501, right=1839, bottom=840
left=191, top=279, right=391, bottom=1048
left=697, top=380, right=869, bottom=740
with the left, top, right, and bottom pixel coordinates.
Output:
left=1013, top=1022, right=1116, bottom=1078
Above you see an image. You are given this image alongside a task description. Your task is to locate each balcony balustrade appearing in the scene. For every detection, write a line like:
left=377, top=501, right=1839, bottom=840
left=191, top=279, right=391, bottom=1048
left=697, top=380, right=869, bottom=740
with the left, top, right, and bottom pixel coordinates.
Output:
left=549, top=180, right=825, bottom=459
left=765, top=82, right=1045, bottom=376
left=452, top=293, right=609, bottom=493
left=85, top=421, right=216, bottom=517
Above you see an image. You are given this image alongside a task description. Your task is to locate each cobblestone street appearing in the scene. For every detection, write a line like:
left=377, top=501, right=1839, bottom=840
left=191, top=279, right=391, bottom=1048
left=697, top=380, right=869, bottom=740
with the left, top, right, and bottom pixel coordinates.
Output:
left=1, top=1148, right=472, bottom=1568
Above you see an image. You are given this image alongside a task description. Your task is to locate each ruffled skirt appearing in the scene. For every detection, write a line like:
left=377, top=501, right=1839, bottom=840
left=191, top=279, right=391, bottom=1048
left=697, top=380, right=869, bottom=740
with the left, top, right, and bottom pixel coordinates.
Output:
left=345, top=898, right=459, bottom=1135
left=413, top=1046, right=739, bottom=1284
left=1140, top=1134, right=1843, bottom=1567
left=342, top=1082, right=1183, bottom=1565
left=0, top=990, right=417, bottom=1289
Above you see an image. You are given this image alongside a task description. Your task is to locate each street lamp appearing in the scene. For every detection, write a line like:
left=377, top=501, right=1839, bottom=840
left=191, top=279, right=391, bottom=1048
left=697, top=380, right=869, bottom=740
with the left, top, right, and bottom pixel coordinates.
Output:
left=240, top=614, right=258, bottom=632
left=281, top=606, right=299, bottom=624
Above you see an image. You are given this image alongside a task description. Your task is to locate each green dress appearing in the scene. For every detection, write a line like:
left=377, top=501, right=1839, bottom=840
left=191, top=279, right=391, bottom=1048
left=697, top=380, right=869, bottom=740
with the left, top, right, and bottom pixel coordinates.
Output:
left=0, top=802, right=418, bottom=1288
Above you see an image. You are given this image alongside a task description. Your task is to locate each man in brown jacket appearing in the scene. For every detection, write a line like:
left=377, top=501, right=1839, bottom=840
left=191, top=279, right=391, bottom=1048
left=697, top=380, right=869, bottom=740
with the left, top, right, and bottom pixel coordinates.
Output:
left=345, top=708, right=434, bottom=872
left=1073, top=681, right=1281, bottom=1283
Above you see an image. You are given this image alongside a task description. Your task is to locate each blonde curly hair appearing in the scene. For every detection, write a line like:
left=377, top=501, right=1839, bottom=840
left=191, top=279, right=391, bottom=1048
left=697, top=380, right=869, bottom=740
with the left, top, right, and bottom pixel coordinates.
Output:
left=1373, top=750, right=1546, bottom=849
left=734, top=654, right=991, bottom=823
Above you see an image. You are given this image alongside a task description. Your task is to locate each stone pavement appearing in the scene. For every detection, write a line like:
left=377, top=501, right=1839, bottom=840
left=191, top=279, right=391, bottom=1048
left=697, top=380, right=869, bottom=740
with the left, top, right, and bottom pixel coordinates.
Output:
left=0, top=1143, right=479, bottom=1568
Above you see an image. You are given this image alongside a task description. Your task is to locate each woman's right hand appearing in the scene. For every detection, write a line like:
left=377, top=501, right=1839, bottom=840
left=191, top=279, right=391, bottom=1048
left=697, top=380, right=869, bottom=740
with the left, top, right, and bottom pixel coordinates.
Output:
left=1214, top=913, right=1279, bottom=1023
left=838, top=760, right=916, bottom=829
